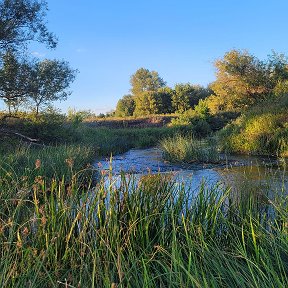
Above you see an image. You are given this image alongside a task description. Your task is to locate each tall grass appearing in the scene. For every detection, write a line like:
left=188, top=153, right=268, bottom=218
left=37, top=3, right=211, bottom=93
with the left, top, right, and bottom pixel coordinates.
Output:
left=160, top=134, right=221, bottom=164
left=0, top=165, right=287, bottom=287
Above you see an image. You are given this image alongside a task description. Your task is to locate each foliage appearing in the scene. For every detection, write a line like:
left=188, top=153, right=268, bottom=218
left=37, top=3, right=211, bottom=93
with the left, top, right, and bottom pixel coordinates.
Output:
left=130, top=67, right=166, bottom=97
left=0, top=164, right=287, bottom=287
left=157, top=86, right=174, bottom=113
left=27, top=59, right=77, bottom=114
left=171, top=83, right=211, bottom=113
left=170, top=101, right=212, bottom=137
left=134, top=91, right=163, bottom=116
left=210, top=49, right=288, bottom=112
left=218, top=96, right=288, bottom=156
left=115, top=94, right=135, bottom=117
left=0, top=50, right=30, bottom=112
left=67, top=108, right=95, bottom=126
left=0, top=144, right=95, bottom=185
left=0, top=1, right=75, bottom=115
left=0, top=0, right=57, bottom=50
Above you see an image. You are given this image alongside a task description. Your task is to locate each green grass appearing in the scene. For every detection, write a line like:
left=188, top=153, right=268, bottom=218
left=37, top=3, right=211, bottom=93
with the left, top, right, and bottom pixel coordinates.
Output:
left=1, top=112, right=288, bottom=287
left=0, top=162, right=287, bottom=287
left=160, top=134, right=221, bottom=163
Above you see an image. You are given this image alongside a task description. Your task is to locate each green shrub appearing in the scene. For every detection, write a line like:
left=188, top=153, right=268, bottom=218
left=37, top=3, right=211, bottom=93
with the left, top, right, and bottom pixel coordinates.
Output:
left=218, top=96, right=288, bottom=156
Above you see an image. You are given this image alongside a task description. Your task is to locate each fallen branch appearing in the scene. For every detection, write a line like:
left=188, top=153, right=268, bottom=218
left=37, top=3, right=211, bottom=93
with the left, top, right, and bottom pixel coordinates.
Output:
left=0, top=128, right=39, bottom=142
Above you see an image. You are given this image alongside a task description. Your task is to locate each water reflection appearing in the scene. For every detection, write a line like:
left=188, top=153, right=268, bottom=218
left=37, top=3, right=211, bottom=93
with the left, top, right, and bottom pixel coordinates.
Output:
left=95, top=147, right=288, bottom=196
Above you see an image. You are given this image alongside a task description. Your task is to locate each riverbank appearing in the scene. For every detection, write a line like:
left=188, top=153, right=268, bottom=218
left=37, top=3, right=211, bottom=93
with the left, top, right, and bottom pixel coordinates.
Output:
left=1, top=163, right=287, bottom=287
left=1, top=116, right=288, bottom=287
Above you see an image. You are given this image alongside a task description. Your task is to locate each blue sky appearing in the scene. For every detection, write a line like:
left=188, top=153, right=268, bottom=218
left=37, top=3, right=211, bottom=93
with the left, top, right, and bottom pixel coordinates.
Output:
left=13, top=0, right=288, bottom=113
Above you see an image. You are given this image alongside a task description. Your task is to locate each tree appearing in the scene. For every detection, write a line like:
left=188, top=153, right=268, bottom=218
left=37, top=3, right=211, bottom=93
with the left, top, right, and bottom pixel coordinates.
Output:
left=157, top=87, right=174, bottom=114
left=130, top=68, right=166, bottom=96
left=0, top=0, right=57, bottom=51
left=27, top=59, right=77, bottom=114
left=0, top=49, right=30, bottom=113
left=171, top=83, right=211, bottom=113
left=115, top=94, right=135, bottom=117
left=209, top=50, right=288, bottom=112
left=134, top=91, right=163, bottom=116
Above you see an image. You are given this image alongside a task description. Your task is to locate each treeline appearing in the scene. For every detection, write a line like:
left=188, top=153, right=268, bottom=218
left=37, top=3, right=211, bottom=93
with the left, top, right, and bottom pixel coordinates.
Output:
left=116, top=50, right=288, bottom=118
left=115, top=68, right=211, bottom=117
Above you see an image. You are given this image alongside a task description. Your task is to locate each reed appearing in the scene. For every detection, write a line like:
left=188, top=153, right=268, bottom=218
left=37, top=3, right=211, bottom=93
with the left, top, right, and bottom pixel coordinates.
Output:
left=160, top=134, right=221, bottom=164
left=0, top=164, right=287, bottom=287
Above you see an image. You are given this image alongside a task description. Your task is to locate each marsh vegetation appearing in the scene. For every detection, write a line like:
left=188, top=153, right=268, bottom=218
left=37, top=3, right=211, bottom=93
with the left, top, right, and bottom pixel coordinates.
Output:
left=0, top=1, right=287, bottom=287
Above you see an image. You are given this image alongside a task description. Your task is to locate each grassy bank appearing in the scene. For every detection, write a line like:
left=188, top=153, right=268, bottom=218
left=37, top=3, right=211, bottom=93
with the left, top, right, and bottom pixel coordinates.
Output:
left=218, top=96, right=288, bottom=157
left=0, top=168, right=287, bottom=287
left=1, top=112, right=288, bottom=287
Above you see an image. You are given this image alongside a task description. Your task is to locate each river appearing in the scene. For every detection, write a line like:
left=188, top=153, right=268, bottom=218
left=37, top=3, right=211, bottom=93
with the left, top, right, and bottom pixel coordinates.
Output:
left=94, top=147, right=288, bottom=196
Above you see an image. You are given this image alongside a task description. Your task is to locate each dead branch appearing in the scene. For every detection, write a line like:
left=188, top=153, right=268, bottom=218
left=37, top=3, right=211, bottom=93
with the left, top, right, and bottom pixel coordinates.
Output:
left=0, top=128, right=39, bottom=142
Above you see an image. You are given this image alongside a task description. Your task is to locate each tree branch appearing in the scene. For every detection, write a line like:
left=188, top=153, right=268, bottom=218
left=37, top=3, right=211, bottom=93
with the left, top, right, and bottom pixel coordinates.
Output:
left=0, top=128, right=38, bottom=142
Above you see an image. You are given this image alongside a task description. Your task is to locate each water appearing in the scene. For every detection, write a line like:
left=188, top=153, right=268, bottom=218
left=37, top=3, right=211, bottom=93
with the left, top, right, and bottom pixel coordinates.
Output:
left=94, top=147, right=288, bottom=195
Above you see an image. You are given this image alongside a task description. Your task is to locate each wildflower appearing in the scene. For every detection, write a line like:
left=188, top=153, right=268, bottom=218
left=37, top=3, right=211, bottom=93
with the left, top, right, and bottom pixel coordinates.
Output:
left=35, top=159, right=41, bottom=169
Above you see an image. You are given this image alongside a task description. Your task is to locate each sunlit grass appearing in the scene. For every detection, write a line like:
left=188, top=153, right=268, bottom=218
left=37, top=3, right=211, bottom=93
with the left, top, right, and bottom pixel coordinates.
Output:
left=160, top=134, right=221, bottom=163
left=0, top=163, right=287, bottom=287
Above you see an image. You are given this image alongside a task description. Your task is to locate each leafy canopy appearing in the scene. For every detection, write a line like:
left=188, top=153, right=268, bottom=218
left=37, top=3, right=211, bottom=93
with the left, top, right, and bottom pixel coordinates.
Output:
left=0, top=0, right=57, bottom=50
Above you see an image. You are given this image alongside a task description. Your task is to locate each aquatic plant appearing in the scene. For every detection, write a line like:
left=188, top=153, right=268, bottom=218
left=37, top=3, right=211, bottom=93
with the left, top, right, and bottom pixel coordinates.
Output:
left=160, top=134, right=221, bottom=163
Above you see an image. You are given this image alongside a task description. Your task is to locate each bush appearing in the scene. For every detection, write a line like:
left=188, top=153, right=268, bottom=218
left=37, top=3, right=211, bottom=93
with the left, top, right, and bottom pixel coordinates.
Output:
left=218, top=96, right=288, bottom=156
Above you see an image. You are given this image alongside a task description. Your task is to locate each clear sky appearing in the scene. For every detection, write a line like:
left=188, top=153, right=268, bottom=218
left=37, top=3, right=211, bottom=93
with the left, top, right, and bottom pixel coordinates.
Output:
left=16, top=0, right=288, bottom=113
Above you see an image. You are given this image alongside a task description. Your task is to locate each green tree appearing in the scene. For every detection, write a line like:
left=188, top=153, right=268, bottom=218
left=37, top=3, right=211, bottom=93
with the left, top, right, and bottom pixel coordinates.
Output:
left=171, top=83, right=211, bottom=113
left=0, top=49, right=30, bottom=113
left=171, top=83, right=203, bottom=113
left=130, top=68, right=166, bottom=96
left=115, top=94, right=135, bottom=117
left=28, top=59, right=77, bottom=114
left=157, top=87, right=174, bottom=114
left=209, top=50, right=288, bottom=112
left=134, top=91, right=162, bottom=116
left=0, top=0, right=57, bottom=50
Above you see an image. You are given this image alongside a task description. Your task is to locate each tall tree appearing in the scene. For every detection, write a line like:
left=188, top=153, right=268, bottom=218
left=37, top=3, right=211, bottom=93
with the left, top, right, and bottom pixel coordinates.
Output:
left=0, top=0, right=57, bottom=50
left=27, top=59, right=77, bottom=114
left=209, top=50, right=288, bottom=112
left=130, top=68, right=166, bottom=96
